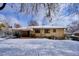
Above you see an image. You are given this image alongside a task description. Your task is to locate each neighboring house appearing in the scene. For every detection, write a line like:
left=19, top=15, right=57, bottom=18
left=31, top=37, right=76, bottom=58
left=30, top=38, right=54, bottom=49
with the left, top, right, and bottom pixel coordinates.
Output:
left=12, top=26, right=66, bottom=39
left=69, top=30, right=79, bottom=41
left=73, top=30, right=79, bottom=37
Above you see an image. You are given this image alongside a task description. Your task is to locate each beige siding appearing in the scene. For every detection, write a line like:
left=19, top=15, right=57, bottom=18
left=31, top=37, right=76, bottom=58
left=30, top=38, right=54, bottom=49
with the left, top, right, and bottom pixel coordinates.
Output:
left=32, top=28, right=65, bottom=39
left=51, top=29, right=64, bottom=38
left=31, top=29, right=43, bottom=37
left=12, top=27, right=65, bottom=39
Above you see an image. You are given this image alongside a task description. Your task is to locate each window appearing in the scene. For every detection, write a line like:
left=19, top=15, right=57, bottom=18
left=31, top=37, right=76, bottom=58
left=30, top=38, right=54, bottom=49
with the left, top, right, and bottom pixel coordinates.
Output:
left=45, top=29, right=50, bottom=33
left=35, top=29, right=40, bottom=33
left=53, top=29, right=56, bottom=32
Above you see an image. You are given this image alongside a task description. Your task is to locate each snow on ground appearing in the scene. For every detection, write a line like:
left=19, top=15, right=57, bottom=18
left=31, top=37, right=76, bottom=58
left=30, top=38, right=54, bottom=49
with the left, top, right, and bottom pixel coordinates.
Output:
left=0, top=38, right=79, bottom=56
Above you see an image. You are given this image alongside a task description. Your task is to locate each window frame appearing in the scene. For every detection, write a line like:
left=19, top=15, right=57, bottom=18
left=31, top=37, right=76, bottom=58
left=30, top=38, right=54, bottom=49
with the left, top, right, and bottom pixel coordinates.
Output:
left=34, top=29, right=40, bottom=33
left=53, top=29, right=56, bottom=33
left=44, top=29, right=50, bottom=33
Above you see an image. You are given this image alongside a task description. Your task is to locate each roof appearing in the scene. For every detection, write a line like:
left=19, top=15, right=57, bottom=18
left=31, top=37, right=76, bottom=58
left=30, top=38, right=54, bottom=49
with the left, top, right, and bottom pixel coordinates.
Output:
left=30, top=26, right=66, bottom=29
left=73, top=30, right=79, bottom=34
left=11, top=26, right=66, bottom=31
left=12, top=27, right=33, bottom=31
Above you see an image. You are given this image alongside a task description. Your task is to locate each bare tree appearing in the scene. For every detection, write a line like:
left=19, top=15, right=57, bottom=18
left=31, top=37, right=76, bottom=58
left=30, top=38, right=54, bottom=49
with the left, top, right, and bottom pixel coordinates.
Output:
left=28, top=20, right=38, bottom=26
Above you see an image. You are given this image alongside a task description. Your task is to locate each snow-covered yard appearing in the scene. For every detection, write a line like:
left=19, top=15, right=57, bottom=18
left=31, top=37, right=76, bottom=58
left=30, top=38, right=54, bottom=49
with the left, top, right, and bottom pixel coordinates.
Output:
left=0, top=38, right=79, bottom=56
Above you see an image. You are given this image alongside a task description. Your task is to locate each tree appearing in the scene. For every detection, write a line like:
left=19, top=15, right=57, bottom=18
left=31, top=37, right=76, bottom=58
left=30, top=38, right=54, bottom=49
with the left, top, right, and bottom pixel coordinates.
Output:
left=28, top=20, right=38, bottom=26
left=14, top=23, right=21, bottom=28
left=0, top=23, right=6, bottom=30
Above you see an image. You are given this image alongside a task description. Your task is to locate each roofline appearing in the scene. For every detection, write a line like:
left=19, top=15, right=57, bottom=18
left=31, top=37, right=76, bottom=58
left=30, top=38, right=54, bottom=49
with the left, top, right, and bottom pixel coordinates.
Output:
left=11, top=26, right=66, bottom=29
left=11, top=27, right=33, bottom=31
left=30, top=26, right=66, bottom=29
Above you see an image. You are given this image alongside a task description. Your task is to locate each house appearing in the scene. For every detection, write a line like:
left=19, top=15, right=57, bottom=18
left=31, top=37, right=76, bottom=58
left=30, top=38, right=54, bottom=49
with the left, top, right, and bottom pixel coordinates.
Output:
left=69, top=30, right=79, bottom=41
left=12, top=26, right=66, bottom=39
left=73, top=30, right=79, bottom=37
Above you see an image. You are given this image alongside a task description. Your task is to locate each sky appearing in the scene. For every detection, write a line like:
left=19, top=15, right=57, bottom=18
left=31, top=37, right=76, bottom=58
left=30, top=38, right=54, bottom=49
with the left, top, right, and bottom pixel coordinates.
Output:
left=0, top=3, right=79, bottom=27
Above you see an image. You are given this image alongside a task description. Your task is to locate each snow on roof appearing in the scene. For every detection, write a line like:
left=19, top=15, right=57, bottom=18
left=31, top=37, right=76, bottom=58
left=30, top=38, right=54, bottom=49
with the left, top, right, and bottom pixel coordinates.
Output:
left=73, top=30, right=79, bottom=34
left=30, top=26, right=66, bottom=29
left=12, top=27, right=33, bottom=31
left=12, top=26, right=66, bottom=31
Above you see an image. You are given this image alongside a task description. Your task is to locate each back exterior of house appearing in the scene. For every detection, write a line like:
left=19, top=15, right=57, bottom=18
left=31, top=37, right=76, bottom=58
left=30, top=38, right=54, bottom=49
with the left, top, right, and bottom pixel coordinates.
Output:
left=12, top=26, right=66, bottom=39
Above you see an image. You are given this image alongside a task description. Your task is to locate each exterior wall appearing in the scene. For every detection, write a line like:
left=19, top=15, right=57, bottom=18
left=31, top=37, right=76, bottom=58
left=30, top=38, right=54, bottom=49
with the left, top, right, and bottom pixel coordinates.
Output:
left=51, top=29, right=64, bottom=39
left=12, top=28, right=65, bottom=39
left=31, top=28, right=65, bottom=39
left=30, top=28, right=42, bottom=37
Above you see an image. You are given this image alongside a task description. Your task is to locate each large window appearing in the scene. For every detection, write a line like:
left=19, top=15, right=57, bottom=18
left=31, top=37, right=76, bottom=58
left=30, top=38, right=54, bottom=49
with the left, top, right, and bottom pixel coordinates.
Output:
left=35, top=29, right=40, bottom=33
left=53, top=29, right=56, bottom=32
left=45, top=29, right=50, bottom=33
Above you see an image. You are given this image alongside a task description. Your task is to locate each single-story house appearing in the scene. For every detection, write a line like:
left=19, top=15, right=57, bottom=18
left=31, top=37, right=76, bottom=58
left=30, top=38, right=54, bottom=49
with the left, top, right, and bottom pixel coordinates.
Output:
left=12, top=26, right=66, bottom=39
